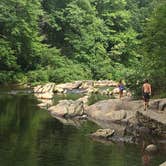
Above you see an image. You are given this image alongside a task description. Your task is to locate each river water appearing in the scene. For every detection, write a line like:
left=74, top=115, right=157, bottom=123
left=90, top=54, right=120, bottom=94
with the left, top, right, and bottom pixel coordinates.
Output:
left=0, top=89, right=165, bottom=166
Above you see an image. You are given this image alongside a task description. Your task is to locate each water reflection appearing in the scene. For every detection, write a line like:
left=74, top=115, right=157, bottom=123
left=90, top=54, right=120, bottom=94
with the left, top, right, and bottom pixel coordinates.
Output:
left=0, top=94, right=165, bottom=166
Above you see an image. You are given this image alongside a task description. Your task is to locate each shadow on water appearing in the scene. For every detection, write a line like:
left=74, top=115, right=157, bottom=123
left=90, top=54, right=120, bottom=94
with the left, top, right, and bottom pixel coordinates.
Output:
left=0, top=92, right=165, bottom=166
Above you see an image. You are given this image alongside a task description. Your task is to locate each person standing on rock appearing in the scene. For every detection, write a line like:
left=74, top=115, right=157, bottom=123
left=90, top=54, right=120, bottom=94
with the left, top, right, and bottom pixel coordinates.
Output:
left=118, top=80, right=124, bottom=99
left=142, top=79, right=152, bottom=111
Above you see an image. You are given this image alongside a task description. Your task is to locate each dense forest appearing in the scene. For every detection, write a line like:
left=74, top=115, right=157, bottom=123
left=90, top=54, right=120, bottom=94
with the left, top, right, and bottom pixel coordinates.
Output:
left=0, top=0, right=165, bottom=96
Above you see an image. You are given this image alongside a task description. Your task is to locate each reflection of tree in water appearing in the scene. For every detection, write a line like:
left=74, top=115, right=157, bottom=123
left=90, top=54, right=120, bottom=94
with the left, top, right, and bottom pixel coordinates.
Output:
left=0, top=94, right=166, bottom=166
left=36, top=118, right=100, bottom=166
left=142, top=151, right=151, bottom=166
left=140, top=138, right=165, bottom=166
left=0, top=94, right=50, bottom=166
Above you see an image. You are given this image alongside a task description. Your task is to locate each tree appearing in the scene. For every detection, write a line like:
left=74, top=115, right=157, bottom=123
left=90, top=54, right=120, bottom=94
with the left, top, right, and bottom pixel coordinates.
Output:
left=42, top=0, right=112, bottom=79
left=0, top=0, right=44, bottom=71
left=142, top=0, right=166, bottom=96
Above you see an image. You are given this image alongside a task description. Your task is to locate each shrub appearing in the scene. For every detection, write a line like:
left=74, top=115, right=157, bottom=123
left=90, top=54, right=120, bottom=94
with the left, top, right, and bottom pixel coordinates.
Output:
left=49, top=64, right=92, bottom=83
left=27, top=70, right=49, bottom=83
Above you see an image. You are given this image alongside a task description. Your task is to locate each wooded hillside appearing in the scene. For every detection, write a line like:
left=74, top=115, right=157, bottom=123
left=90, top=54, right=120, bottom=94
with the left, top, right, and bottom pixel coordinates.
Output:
left=0, top=0, right=165, bottom=96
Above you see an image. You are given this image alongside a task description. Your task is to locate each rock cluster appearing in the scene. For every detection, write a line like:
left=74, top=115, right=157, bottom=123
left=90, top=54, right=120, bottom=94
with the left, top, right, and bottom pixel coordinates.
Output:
left=33, top=80, right=166, bottom=145
left=34, top=83, right=55, bottom=93
left=86, top=98, right=166, bottom=141
left=33, top=80, right=127, bottom=98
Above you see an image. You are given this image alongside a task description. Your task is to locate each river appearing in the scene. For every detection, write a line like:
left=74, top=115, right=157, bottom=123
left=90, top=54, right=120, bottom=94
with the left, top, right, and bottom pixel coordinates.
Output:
left=0, top=88, right=165, bottom=166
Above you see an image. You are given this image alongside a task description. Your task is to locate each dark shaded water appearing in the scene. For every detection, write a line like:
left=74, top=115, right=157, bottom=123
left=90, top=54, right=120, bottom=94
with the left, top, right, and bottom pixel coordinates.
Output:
left=0, top=90, right=165, bottom=166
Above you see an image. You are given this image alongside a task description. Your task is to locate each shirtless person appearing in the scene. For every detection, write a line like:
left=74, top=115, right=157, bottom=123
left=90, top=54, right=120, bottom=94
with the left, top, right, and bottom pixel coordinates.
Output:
left=142, top=79, right=152, bottom=111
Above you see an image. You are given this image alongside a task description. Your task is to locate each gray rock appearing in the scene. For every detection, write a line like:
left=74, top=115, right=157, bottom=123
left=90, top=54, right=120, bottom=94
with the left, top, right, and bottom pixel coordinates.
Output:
left=54, top=81, right=82, bottom=93
left=159, top=99, right=166, bottom=111
left=53, top=87, right=64, bottom=93
left=86, top=99, right=142, bottom=123
left=77, top=96, right=89, bottom=105
left=149, top=98, right=166, bottom=111
left=48, top=100, right=84, bottom=118
left=91, top=129, right=115, bottom=139
left=145, top=144, right=157, bottom=152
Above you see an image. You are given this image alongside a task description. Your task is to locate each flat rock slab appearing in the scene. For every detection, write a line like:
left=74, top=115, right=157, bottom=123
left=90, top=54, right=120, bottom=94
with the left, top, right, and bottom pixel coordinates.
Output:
left=137, top=110, right=166, bottom=125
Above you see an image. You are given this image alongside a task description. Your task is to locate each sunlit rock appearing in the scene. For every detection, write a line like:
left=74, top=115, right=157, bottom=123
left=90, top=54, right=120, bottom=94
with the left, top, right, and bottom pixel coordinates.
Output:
left=48, top=100, right=84, bottom=118
left=145, top=144, right=158, bottom=153
left=33, top=83, right=55, bottom=93
left=91, top=129, right=115, bottom=139
left=34, top=92, right=54, bottom=99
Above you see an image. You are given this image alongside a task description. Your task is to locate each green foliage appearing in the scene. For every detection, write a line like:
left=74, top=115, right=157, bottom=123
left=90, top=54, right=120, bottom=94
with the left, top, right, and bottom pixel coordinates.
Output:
left=94, top=0, right=139, bottom=66
left=123, top=0, right=166, bottom=98
left=0, top=71, right=27, bottom=84
left=42, top=0, right=124, bottom=79
left=12, top=72, right=28, bottom=84
left=111, top=63, right=132, bottom=81
left=49, top=63, right=92, bottom=83
left=27, top=70, right=49, bottom=83
left=125, top=67, right=144, bottom=98
left=0, top=72, right=13, bottom=84
left=0, top=0, right=165, bottom=96
left=0, top=39, right=19, bottom=70
left=0, top=0, right=43, bottom=71
left=141, top=0, right=166, bottom=96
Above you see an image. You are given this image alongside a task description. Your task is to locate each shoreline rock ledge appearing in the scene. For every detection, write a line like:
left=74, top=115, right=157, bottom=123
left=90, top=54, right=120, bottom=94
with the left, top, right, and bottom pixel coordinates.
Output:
left=33, top=80, right=118, bottom=95
left=86, top=98, right=166, bottom=141
left=33, top=81, right=166, bottom=143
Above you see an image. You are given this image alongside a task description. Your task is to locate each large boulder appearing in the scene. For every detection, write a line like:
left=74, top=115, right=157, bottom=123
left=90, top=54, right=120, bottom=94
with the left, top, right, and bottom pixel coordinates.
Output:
left=86, top=99, right=142, bottom=136
left=77, top=96, right=89, bottom=105
left=145, top=144, right=158, bottom=153
left=86, top=99, right=142, bottom=122
left=86, top=98, right=166, bottom=138
left=53, top=81, right=82, bottom=93
left=34, top=83, right=55, bottom=93
left=105, top=110, right=126, bottom=121
left=48, top=100, right=84, bottom=118
left=79, top=80, right=94, bottom=89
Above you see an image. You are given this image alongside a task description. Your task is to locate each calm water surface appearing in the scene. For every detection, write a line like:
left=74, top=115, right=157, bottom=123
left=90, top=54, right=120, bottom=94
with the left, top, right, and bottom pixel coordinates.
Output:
left=0, top=89, right=165, bottom=166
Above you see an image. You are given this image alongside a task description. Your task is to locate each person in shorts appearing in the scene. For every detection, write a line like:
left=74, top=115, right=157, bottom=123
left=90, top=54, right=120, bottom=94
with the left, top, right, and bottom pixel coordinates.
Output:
left=142, top=79, right=152, bottom=111
left=118, top=80, right=124, bottom=99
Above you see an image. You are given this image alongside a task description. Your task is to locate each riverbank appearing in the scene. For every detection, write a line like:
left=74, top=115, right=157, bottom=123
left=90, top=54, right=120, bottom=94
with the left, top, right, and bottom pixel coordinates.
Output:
left=0, top=82, right=166, bottom=165
left=1, top=92, right=165, bottom=166
left=33, top=81, right=166, bottom=145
